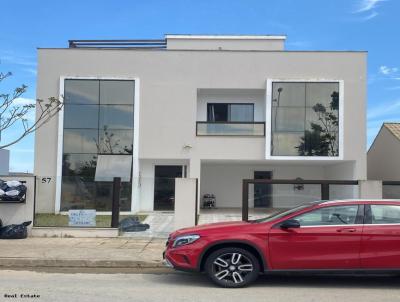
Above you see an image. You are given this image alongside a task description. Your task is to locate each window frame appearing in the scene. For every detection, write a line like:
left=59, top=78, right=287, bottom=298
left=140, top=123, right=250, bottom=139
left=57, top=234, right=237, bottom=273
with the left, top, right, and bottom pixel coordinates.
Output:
left=284, top=204, right=364, bottom=227
left=56, top=76, right=140, bottom=214
left=206, top=102, right=255, bottom=122
left=265, top=79, right=344, bottom=160
left=365, top=204, right=400, bottom=225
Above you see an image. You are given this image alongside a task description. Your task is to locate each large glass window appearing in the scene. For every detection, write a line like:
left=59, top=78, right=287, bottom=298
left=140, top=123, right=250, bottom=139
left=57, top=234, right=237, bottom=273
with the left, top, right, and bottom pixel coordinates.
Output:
left=61, top=79, right=134, bottom=211
left=271, top=82, right=339, bottom=156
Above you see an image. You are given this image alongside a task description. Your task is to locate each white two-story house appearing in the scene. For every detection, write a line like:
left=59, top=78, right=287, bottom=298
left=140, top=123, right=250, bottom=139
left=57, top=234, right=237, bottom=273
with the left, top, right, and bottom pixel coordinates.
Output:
left=34, top=34, right=367, bottom=215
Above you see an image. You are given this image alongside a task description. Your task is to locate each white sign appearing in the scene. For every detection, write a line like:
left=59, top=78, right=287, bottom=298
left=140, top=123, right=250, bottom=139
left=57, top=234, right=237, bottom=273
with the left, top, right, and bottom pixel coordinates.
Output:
left=68, top=210, right=96, bottom=227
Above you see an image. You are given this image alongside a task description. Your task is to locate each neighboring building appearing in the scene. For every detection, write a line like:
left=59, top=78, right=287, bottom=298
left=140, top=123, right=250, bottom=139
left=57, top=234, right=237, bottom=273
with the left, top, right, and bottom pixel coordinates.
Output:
left=0, top=149, right=10, bottom=175
left=368, top=123, right=400, bottom=180
left=34, top=34, right=367, bottom=214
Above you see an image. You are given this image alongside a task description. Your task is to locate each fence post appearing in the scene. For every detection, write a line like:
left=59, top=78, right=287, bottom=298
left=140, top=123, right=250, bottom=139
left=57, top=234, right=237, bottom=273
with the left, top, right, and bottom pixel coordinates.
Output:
left=111, top=177, right=121, bottom=228
left=321, top=183, right=329, bottom=200
left=242, top=180, right=249, bottom=221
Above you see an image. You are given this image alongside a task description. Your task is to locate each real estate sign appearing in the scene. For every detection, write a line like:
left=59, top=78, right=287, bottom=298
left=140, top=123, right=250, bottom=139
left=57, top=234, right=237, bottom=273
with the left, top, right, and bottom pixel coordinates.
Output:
left=68, top=210, right=96, bottom=227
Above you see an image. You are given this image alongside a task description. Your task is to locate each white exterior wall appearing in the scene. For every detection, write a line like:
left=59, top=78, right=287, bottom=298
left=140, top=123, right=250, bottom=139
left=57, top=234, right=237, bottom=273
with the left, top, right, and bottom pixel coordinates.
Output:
left=166, top=35, right=285, bottom=51
left=34, top=47, right=367, bottom=213
left=201, top=163, right=325, bottom=208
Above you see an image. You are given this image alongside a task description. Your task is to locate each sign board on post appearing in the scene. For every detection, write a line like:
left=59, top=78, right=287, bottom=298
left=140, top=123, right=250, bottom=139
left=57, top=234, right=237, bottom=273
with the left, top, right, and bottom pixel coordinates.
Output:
left=68, top=210, right=96, bottom=227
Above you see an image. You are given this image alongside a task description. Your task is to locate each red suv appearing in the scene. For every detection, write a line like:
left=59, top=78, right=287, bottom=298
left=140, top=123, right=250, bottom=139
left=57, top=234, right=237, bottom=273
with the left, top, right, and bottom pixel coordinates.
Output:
left=163, top=200, right=400, bottom=287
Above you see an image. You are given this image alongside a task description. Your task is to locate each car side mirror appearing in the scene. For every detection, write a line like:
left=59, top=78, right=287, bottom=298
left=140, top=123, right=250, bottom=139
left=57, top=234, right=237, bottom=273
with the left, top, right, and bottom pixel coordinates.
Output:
left=280, top=219, right=300, bottom=229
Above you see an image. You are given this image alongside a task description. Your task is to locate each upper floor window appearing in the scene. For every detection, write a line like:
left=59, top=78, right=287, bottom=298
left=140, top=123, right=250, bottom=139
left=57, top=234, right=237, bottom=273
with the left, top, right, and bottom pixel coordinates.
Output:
left=207, top=103, right=254, bottom=122
left=271, top=82, right=339, bottom=157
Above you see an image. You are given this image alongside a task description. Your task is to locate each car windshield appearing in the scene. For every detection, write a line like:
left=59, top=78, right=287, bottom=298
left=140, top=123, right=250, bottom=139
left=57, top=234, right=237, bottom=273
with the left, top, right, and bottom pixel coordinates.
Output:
left=251, top=201, right=323, bottom=223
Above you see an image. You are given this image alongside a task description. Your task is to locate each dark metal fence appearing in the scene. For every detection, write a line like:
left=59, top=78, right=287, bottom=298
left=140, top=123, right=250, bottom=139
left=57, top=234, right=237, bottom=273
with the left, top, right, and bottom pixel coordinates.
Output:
left=242, top=179, right=359, bottom=221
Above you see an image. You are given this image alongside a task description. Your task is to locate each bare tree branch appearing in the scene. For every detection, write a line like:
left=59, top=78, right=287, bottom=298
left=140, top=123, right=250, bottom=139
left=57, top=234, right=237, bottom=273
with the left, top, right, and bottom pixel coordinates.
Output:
left=0, top=69, right=63, bottom=149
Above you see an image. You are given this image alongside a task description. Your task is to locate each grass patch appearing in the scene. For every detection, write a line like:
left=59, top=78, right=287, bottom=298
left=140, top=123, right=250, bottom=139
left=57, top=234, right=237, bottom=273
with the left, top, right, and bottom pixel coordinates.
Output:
left=34, top=213, right=147, bottom=228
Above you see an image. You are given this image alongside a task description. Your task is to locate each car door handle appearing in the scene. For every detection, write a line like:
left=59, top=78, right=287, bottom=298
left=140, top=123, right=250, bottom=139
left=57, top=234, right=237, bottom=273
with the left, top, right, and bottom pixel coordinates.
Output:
left=336, top=228, right=356, bottom=233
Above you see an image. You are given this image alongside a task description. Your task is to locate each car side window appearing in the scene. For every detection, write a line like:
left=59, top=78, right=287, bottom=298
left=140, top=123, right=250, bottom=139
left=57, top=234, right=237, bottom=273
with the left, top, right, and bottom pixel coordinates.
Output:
left=292, top=205, right=359, bottom=226
left=370, top=205, right=400, bottom=224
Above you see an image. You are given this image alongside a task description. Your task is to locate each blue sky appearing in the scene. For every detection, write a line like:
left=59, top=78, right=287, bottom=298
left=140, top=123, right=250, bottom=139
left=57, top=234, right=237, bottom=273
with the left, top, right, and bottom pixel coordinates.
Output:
left=0, top=0, right=399, bottom=172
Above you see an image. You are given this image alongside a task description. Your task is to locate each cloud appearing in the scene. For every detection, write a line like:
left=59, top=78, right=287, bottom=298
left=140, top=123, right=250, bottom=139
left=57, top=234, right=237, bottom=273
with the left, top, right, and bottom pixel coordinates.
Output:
left=368, top=99, right=400, bottom=120
left=0, top=51, right=36, bottom=67
left=359, top=11, right=378, bottom=20
left=12, top=97, right=36, bottom=106
left=385, top=86, right=400, bottom=90
left=355, top=0, right=385, bottom=13
left=352, top=0, right=387, bottom=21
left=379, top=65, right=398, bottom=75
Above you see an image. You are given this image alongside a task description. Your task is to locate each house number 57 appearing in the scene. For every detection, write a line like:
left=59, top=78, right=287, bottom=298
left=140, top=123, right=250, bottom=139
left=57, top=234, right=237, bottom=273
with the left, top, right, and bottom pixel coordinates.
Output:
left=41, top=177, right=51, bottom=184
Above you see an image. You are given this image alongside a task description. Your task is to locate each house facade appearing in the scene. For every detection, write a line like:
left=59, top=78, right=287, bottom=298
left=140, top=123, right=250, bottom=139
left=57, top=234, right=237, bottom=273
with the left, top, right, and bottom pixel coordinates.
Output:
left=368, top=123, right=400, bottom=181
left=34, top=34, right=367, bottom=214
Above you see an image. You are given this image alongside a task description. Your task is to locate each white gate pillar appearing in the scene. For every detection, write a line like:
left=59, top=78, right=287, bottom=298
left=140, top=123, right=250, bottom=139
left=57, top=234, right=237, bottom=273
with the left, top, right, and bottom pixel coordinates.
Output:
left=174, top=178, right=198, bottom=230
left=358, top=180, right=382, bottom=199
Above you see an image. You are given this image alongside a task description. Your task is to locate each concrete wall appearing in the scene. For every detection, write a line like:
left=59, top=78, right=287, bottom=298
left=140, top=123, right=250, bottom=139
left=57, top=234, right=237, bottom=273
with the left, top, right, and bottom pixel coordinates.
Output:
left=0, top=176, right=35, bottom=232
left=368, top=126, right=400, bottom=180
left=0, top=149, right=10, bottom=175
left=34, top=48, right=367, bottom=212
left=166, top=36, right=285, bottom=51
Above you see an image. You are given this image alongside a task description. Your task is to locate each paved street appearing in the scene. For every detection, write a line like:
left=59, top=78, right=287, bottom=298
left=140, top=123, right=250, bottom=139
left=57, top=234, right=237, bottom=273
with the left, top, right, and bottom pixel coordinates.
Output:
left=0, top=270, right=400, bottom=302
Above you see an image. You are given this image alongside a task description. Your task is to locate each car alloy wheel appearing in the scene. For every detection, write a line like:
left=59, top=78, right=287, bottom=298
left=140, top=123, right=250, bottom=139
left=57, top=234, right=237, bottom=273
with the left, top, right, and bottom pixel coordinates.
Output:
left=205, top=247, right=260, bottom=288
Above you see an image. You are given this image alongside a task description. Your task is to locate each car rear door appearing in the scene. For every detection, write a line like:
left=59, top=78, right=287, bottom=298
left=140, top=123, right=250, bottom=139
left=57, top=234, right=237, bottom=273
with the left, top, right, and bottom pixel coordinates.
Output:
left=268, top=204, right=363, bottom=270
left=361, top=203, right=400, bottom=269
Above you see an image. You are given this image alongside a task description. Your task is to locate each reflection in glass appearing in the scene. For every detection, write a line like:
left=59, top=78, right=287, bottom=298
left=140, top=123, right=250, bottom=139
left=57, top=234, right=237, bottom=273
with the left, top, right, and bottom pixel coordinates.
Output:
left=197, top=122, right=264, bottom=136
left=64, top=105, right=99, bottom=129
left=62, top=79, right=135, bottom=212
left=61, top=177, right=131, bottom=211
left=272, top=83, right=305, bottom=107
left=272, top=108, right=305, bottom=132
left=271, top=82, right=339, bottom=156
left=95, top=155, right=132, bottom=182
left=62, top=154, right=97, bottom=178
left=100, top=81, right=135, bottom=105
left=229, top=104, right=254, bottom=122
left=99, top=105, right=134, bottom=129
left=98, top=129, right=133, bottom=154
left=63, top=129, right=98, bottom=154
left=64, top=80, right=99, bottom=105
left=272, top=132, right=304, bottom=156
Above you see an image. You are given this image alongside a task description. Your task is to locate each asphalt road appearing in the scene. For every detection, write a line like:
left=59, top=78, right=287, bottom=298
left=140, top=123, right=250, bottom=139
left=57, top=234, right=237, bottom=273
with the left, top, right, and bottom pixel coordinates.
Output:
left=0, top=270, right=400, bottom=302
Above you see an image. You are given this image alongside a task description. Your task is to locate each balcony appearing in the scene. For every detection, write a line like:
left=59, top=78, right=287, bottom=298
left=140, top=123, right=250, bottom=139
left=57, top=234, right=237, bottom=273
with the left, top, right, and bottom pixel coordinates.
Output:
left=196, top=122, right=265, bottom=136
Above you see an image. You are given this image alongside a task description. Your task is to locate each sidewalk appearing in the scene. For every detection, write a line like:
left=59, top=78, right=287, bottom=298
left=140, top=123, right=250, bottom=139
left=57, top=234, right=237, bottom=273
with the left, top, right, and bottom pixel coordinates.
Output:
left=0, top=237, right=166, bottom=269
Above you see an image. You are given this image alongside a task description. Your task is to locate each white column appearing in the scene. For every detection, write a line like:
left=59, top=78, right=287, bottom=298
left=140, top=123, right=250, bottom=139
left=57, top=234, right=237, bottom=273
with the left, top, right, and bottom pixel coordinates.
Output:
left=358, top=180, right=382, bottom=199
left=174, top=178, right=197, bottom=229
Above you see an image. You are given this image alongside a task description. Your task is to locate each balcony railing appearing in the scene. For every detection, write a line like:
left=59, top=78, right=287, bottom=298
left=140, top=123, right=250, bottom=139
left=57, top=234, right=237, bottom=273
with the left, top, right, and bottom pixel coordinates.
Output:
left=196, top=122, right=265, bottom=136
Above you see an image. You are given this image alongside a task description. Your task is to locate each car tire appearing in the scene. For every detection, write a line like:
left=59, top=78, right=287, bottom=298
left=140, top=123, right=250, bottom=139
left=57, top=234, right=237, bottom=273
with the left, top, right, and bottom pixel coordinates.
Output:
left=205, top=247, right=260, bottom=288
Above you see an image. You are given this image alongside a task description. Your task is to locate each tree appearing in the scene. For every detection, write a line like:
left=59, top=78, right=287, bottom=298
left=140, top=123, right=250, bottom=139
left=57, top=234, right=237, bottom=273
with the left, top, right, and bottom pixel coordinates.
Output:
left=0, top=70, right=63, bottom=149
left=296, top=91, right=339, bottom=156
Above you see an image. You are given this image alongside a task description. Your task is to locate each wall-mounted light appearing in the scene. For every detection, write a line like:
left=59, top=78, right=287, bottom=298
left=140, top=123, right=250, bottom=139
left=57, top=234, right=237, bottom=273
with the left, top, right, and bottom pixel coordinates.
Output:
left=293, top=177, right=304, bottom=191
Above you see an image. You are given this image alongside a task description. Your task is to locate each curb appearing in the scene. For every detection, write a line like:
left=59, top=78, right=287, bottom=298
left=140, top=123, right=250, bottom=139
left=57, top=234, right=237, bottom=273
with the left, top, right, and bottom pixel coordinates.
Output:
left=0, top=258, right=164, bottom=269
